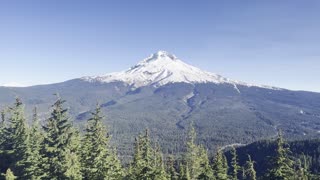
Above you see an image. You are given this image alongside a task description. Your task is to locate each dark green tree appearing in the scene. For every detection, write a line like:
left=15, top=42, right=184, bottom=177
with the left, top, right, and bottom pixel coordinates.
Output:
left=212, top=149, right=228, bottom=180
left=128, top=129, right=167, bottom=180
left=166, top=156, right=179, bottom=180
left=184, top=125, right=213, bottom=179
left=41, top=96, right=82, bottom=180
left=179, top=163, right=190, bottom=180
left=1, top=99, right=29, bottom=179
left=266, top=131, right=295, bottom=180
left=295, top=155, right=310, bottom=180
left=243, top=155, right=256, bottom=180
left=197, top=147, right=214, bottom=180
left=81, top=105, right=123, bottom=180
left=23, top=107, right=44, bottom=179
left=230, top=147, right=240, bottom=180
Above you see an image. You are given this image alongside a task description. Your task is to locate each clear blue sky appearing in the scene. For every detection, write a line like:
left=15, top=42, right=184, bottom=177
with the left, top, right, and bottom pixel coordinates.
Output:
left=0, top=0, right=319, bottom=92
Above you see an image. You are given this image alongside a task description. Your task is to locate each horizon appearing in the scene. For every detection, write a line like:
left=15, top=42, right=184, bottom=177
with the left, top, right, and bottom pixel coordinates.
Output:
left=1, top=1, right=320, bottom=92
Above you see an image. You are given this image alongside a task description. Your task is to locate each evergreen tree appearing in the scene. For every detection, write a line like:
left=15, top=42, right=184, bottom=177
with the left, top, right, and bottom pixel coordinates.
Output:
left=0, top=110, right=6, bottom=171
left=41, top=95, right=82, bottom=180
left=243, top=155, right=256, bottom=180
left=166, top=156, right=179, bottom=180
left=152, top=144, right=168, bottom=180
left=184, top=124, right=213, bottom=179
left=212, top=149, right=228, bottom=180
left=266, top=131, right=295, bottom=180
left=129, top=129, right=167, bottom=180
left=230, top=147, right=240, bottom=180
left=295, top=155, right=309, bottom=180
left=179, top=163, right=190, bottom=180
left=23, top=107, right=44, bottom=179
left=1, top=99, right=29, bottom=179
left=81, top=105, right=123, bottom=179
left=4, top=168, right=16, bottom=180
left=197, top=147, right=214, bottom=180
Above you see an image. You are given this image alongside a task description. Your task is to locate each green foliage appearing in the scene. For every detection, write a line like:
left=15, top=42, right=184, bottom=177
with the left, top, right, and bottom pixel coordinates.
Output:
left=243, top=155, right=256, bottom=180
left=178, top=163, right=190, bottom=180
left=81, top=105, right=123, bottom=179
left=1, top=99, right=29, bottom=179
left=128, top=129, right=168, bottom=180
left=183, top=125, right=214, bottom=180
left=1, top=97, right=320, bottom=180
left=41, top=95, right=82, bottom=180
left=212, top=149, right=228, bottom=180
left=230, top=147, right=240, bottom=180
left=23, top=107, right=44, bottom=180
left=166, top=156, right=179, bottom=180
left=4, top=168, right=16, bottom=180
left=266, top=131, right=295, bottom=180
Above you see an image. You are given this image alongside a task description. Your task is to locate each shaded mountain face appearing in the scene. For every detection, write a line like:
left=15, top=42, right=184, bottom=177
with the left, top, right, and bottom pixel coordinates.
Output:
left=0, top=51, right=320, bottom=155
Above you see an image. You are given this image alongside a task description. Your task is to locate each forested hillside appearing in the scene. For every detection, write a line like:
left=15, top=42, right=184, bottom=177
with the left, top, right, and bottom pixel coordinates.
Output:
left=225, top=138, right=320, bottom=178
left=1, top=97, right=320, bottom=179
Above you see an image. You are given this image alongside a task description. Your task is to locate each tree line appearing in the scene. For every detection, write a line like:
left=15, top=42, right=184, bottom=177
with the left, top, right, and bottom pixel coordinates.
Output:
left=0, top=97, right=318, bottom=179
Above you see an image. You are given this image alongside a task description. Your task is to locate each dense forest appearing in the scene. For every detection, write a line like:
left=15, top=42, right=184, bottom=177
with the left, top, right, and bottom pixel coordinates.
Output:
left=0, top=97, right=319, bottom=179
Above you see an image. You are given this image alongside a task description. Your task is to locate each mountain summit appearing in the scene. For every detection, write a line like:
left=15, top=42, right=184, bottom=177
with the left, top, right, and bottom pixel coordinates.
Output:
left=83, top=51, right=243, bottom=88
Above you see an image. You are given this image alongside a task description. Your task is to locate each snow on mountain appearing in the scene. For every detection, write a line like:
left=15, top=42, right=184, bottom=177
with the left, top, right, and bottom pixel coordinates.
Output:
left=1, top=82, right=28, bottom=87
left=82, top=51, right=281, bottom=91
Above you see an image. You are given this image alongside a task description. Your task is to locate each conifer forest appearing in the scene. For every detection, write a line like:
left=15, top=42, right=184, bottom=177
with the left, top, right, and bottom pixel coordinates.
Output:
left=0, top=97, right=320, bottom=180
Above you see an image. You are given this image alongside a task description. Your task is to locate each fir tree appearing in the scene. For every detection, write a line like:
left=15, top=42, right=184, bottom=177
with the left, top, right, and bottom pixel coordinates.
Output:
left=295, top=155, right=309, bottom=180
left=197, top=147, right=214, bottom=180
left=129, top=129, right=167, bottom=180
left=243, top=155, right=256, bottom=180
left=212, top=149, right=228, bottom=180
left=152, top=143, right=168, bottom=180
left=266, top=131, right=295, bottom=180
left=166, top=156, right=179, bottom=180
left=81, top=105, right=123, bottom=180
left=41, top=95, right=82, bottom=180
left=1, top=99, right=29, bottom=179
left=179, top=163, right=191, bottom=180
left=230, top=147, right=240, bottom=180
left=184, top=124, right=213, bottom=179
left=23, top=107, right=44, bottom=179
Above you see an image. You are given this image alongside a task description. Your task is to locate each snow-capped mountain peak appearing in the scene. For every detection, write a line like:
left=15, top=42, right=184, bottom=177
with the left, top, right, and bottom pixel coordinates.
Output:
left=82, top=51, right=280, bottom=90
left=82, top=51, right=235, bottom=87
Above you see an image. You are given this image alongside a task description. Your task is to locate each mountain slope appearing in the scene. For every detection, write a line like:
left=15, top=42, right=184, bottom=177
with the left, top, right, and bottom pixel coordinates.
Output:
left=0, top=51, right=319, bottom=156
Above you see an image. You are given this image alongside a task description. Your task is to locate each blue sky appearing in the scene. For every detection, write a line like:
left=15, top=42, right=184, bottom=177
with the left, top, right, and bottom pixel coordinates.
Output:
left=0, top=0, right=319, bottom=92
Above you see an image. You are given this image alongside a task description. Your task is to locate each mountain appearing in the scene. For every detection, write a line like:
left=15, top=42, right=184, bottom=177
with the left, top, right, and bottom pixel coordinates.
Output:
left=81, top=50, right=277, bottom=91
left=0, top=51, right=320, bottom=156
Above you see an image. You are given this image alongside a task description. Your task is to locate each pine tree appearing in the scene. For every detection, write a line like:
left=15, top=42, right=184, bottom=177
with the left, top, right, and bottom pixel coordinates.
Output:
left=197, top=147, right=214, bottom=180
left=184, top=125, right=200, bottom=179
left=183, top=124, right=213, bottom=179
left=179, top=163, right=191, bottom=180
left=152, top=143, right=168, bottom=180
left=212, top=149, right=228, bottom=180
left=129, top=129, right=167, bottom=180
left=230, top=147, right=240, bottom=180
left=166, top=156, right=179, bottom=180
left=106, top=148, right=124, bottom=180
left=4, top=168, right=16, bottom=180
left=1, top=99, right=29, bottom=179
left=81, top=105, right=123, bottom=180
left=23, top=107, right=44, bottom=179
left=243, top=155, right=256, bottom=180
left=41, top=95, right=82, bottom=180
left=266, top=131, right=295, bottom=180
left=295, top=155, right=309, bottom=180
